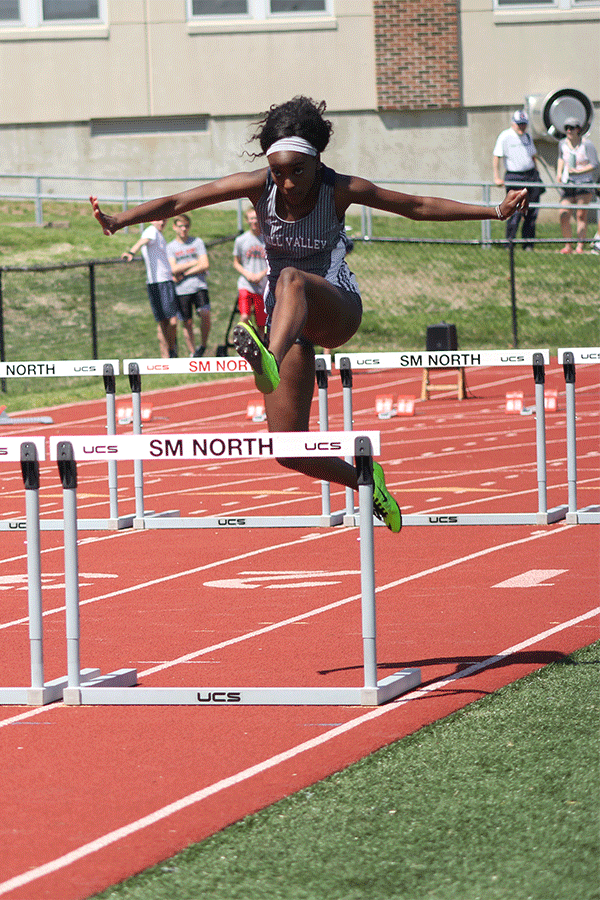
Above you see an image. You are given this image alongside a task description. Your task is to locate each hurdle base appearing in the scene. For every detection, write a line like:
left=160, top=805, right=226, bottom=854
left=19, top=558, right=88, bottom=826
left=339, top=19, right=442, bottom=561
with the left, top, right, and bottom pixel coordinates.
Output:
left=536, top=505, right=568, bottom=525
left=59, top=668, right=421, bottom=707
left=36, top=516, right=135, bottom=531
left=345, top=510, right=569, bottom=527
left=63, top=668, right=138, bottom=705
left=137, top=513, right=344, bottom=529
left=566, top=505, right=600, bottom=525
left=133, top=509, right=181, bottom=530
left=0, top=668, right=101, bottom=706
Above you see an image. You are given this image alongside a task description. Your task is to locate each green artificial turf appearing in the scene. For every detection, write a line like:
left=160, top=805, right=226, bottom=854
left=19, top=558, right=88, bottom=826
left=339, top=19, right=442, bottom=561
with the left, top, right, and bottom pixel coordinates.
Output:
left=93, top=641, right=600, bottom=900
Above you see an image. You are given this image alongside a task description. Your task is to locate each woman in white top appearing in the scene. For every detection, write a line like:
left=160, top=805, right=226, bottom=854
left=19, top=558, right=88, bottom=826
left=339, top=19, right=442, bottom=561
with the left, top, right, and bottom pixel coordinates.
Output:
left=91, top=97, right=528, bottom=533
left=557, top=118, right=599, bottom=254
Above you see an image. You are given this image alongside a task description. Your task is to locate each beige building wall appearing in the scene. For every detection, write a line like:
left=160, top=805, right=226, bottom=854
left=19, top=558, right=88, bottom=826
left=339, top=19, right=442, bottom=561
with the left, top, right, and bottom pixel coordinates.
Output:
left=0, top=0, right=597, bottom=194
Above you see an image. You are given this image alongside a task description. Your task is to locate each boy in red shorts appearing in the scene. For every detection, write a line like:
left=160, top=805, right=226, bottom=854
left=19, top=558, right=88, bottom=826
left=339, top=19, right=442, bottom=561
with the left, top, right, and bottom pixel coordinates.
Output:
left=233, top=208, right=268, bottom=340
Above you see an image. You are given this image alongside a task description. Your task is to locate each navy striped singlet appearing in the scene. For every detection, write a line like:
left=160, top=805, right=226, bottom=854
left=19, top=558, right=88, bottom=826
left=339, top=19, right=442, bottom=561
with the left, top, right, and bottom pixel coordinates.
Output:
left=255, top=164, right=361, bottom=318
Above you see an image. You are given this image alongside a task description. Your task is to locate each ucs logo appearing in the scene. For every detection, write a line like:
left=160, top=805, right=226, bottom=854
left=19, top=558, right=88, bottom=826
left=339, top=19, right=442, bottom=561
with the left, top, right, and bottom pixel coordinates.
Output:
left=197, top=691, right=241, bottom=703
left=428, top=516, right=458, bottom=524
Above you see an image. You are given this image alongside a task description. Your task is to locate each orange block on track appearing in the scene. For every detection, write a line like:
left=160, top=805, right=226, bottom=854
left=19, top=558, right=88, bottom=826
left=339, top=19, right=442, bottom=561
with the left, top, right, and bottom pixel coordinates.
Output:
left=375, top=395, right=395, bottom=418
left=396, top=395, right=416, bottom=416
left=544, top=389, right=558, bottom=412
left=246, top=400, right=266, bottom=422
left=505, top=391, right=524, bottom=413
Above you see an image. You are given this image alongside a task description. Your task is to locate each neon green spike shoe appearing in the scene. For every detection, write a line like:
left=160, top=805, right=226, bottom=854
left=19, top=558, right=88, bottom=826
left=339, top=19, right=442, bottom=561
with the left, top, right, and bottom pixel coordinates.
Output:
left=372, top=462, right=402, bottom=533
left=232, top=321, right=280, bottom=394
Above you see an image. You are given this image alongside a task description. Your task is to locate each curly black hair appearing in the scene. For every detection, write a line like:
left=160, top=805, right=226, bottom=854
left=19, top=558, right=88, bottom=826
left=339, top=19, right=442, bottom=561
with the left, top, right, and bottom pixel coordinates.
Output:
left=250, top=96, right=333, bottom=157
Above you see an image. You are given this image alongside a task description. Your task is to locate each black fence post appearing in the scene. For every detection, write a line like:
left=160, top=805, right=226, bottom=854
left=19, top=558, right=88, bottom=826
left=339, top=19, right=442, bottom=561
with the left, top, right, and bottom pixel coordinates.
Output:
left=508, top=240, right=518, bottom=348
left=88, top=262, right=98, bottom=359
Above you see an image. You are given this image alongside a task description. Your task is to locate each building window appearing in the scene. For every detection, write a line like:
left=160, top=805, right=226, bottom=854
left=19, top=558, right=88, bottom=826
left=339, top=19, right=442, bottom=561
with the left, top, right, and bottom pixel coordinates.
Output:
left=270, top=0, right=326, bottom=10
left=42, top=1, right=99, bottom=20
left=191, top=1, right=247, bottom=13
left=0, top=0, right=20, bottom=20
left=0, top=0, right=103, bottom=25
left=190, top=0, right=327, bottom=16
left=495, top=0, right=598, bottom=7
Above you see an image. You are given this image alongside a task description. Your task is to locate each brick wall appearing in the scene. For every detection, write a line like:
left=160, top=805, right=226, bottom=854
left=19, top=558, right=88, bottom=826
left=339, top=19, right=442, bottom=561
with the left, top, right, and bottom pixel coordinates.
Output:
left=374, top=0, right=461, bottom=111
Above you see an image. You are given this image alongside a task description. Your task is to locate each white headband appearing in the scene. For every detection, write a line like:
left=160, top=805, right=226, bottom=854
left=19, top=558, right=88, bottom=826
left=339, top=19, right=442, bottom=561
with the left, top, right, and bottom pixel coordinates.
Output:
left=266, top=137, right=318, bottom=158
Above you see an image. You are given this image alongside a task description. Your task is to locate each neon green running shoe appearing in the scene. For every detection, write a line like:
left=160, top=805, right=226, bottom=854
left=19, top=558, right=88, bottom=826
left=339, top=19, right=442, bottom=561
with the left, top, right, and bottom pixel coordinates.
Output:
left=372, top=462, right=402, bottom=533
left=232, top=321, right=280, bottom=394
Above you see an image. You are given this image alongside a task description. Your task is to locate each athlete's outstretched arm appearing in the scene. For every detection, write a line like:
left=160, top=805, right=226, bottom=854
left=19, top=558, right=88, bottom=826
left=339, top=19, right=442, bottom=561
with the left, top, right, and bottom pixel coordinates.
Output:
left=90, top=169, right=267, bottom=235
left=336, top=174, right=528, bottom=222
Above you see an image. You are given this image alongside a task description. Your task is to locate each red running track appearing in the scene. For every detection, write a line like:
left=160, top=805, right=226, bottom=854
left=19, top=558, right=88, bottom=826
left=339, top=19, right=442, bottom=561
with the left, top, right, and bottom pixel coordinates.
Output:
left=0, top=360, right=598, bottom=899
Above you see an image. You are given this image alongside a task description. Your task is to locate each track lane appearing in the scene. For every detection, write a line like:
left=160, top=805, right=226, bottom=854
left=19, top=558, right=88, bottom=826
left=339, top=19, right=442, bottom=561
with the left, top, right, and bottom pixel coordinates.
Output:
left=0, top=362, right=597, bottom=899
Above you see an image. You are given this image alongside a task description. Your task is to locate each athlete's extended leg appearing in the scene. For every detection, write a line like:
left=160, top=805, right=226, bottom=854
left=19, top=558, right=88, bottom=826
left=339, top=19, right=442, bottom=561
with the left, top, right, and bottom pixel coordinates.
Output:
left=264, top=344, right=401, bottom=531
left=264, top=341, right=358, bottom=488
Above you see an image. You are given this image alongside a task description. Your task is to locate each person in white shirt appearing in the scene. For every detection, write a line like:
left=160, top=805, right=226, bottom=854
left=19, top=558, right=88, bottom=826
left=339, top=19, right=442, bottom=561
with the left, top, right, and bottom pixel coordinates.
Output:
left=123, top=219, right=178, bottom=357
left=556, top=117, right=599, bottom=254
left=167, top=215, right=211, bottom=356
left=493, top=110, right=545, bottom=250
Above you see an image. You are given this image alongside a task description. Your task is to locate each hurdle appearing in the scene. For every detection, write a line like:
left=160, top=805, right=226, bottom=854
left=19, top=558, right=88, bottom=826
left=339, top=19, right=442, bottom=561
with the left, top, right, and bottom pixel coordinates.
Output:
left=559, top=348, right=600, bottom=525
left=122, top=355, right=344, bottom=529
left=335, top=349, right=568, bottom=526
left=0, top=440, right=102, bottom=704
left=49, top=432, right=421, bottom=707
left=0, top=359, right=134, bottom=531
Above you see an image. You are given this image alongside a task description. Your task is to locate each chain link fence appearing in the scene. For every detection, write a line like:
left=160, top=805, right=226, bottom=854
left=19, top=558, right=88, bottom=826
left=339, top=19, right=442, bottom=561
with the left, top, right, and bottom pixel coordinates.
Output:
left=1, top=234, right=598, bottom=399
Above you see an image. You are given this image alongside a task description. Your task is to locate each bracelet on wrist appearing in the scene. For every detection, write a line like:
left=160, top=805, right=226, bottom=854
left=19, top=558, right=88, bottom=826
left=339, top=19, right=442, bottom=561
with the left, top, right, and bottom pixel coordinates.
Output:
left=495, top=204, right=506, bottom=221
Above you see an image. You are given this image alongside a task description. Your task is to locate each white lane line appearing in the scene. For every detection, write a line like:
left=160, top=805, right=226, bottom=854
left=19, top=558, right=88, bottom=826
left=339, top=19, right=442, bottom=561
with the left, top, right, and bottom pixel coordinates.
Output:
left=0, top=530, right=341, bottom=631
left=0, top=602, right=597, bottom=898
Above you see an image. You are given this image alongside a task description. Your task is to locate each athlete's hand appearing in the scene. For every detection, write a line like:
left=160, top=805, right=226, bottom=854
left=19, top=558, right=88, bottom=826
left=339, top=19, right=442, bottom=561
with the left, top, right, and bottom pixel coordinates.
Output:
left=499, top=188, right=529, bottom=220
left=90, top=195, right=119, bottom=235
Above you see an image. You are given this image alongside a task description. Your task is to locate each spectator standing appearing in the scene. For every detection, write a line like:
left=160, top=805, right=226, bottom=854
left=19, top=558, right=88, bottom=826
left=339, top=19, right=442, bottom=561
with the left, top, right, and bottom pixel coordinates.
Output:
left=557, top=118, right=599, bottom=254
left=493, top=110, right=545, bottom=250
left=123, top=219, right=178, bottom=358
left=167, top=214, right=211, bottom=356
left=233, top=208, right=268, bottom=340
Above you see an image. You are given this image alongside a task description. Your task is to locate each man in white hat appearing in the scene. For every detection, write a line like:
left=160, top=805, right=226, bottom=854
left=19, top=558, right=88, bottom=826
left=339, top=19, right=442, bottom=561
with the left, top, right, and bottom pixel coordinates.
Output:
left=493, top=110, right=545, bottom=249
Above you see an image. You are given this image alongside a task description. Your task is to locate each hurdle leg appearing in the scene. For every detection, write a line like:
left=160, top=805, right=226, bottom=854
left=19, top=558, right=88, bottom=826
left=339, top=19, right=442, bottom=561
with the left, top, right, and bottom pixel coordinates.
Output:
left=562, top=352, right=599, bottom=523
left=354, top=437, right=421, bottom=706
left=340, top=358, right=357, bottom=524
left=0, top=442, right=94, bottom=706
left=102, top=364, right=134, bottom=530
left=56, top=442, right=137, bottom=706
left=564, top=353, right=578, bottom=519
left=533, top=354, right=567, bottom=525
left=316, top=359, right=343, bottom=526
left=316, top=359, right=331, bottom=519
left=129, top=363, right=179, bottom=529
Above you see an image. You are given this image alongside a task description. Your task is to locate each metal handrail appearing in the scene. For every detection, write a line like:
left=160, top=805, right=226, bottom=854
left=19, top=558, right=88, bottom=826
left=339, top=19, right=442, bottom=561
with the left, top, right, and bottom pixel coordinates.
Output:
left=0, top=173, right=598, bottom=244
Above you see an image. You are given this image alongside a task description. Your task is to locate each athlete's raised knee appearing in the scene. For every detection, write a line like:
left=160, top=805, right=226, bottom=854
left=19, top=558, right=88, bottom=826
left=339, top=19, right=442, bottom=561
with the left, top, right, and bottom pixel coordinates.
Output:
left=275, top=267, right=306, bottom=297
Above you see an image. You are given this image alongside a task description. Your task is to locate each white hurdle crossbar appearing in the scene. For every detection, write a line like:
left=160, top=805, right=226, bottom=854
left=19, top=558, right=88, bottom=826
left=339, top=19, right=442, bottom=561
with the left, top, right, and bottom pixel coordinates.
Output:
left=49, top=432, right=421, bottom=707
left=559, top=348, right=600, bottom=524
left=0, top=440, right=101, bottom=705
left=0, top=360, right=133, bottom=531
left=123, top=355, right=344, bottom=529
left=335, top=349, right=568, bottom=527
